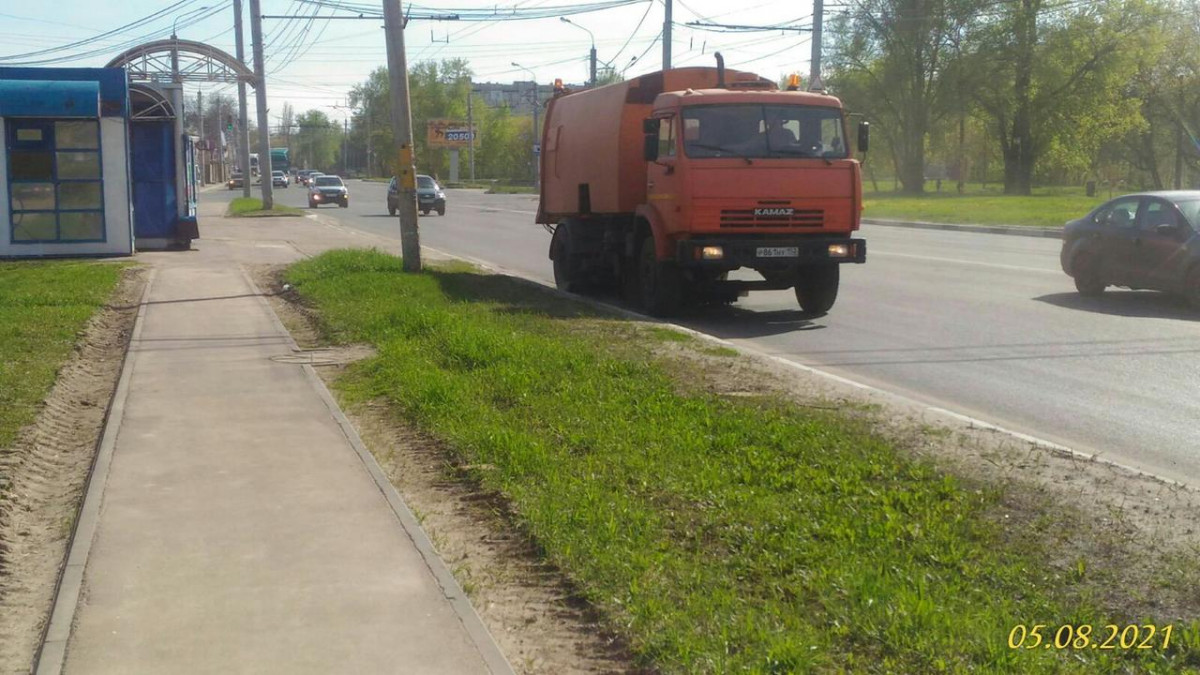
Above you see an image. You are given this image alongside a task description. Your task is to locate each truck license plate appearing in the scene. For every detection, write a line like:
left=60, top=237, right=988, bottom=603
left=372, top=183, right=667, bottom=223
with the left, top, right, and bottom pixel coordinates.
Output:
left=756, top=247, right=799, bottom=258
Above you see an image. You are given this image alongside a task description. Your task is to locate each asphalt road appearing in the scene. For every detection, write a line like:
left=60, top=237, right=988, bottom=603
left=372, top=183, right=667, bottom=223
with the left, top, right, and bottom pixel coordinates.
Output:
left=209, top=180, right=1200, bottom=485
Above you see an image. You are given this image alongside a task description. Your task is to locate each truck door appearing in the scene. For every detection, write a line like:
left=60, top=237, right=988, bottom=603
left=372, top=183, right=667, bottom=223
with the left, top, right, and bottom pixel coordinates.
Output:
left=647, top=115, right=681, bottom=246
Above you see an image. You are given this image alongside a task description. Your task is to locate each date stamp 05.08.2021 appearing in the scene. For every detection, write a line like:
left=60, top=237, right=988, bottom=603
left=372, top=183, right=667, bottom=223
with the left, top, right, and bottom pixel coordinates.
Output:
left=1008, top=624, right=1175, bottom=651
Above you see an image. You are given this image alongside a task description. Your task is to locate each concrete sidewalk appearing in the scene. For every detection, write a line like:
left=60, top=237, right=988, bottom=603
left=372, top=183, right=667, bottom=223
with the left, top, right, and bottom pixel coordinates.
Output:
left=41, top=209, right=511, bottom=674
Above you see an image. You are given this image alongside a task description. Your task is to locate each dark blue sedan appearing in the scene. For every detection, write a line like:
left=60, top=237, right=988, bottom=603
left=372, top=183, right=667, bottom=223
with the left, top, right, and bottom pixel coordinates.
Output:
left=1060, top=191, right=1200, bottom=307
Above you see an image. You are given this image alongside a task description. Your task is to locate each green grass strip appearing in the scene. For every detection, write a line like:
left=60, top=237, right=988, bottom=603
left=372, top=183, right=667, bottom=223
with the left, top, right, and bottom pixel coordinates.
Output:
left=226, top=197, right=303, bottom=217
left=864, top=186, right=1108, bottom=228
left=287, top=249, right=1199, bottom=673
left=0, top=261, right=123, bottom=451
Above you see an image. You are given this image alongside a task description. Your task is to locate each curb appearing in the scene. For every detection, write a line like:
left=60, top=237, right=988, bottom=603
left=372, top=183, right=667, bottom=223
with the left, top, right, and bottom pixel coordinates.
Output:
left=864, top=218, right=1064, bottom=239
left=241, top=267, right=516, bottom=675
left=35, top=268, right=157, bottom=675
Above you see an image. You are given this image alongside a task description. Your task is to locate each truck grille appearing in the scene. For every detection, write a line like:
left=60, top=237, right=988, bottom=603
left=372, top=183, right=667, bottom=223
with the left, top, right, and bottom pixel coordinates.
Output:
left=719, top=208, right=824, bottom=228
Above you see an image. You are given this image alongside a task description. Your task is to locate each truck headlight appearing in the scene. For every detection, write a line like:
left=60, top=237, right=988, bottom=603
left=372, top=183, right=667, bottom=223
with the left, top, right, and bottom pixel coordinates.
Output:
left=701, top=245, right=724, bottom=260
left=828, top=244, right=850, bottom=257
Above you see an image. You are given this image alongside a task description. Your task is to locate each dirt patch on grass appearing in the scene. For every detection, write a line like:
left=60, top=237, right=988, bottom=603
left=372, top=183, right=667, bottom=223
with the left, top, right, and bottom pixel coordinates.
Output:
left=641, top=326, right=1200, bottom=623
left=254, top=263, right=643, bottom=674
left=0, top=267, right=145, bottom=674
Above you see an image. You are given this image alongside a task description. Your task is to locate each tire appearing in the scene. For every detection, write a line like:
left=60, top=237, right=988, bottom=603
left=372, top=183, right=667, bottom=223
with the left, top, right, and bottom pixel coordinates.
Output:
left=437, top=206, right=446, bottom=216
left=637, top=235, right=682, bottom=317
left=308, top=200, right=317, bottom=208
left=1185, top=266, right=1200, bottom=310
left=421, top=209, right=430, bottom=216
left=388, top=207, right=396, bottom=216
left=551, top=223, right=582, bottom=292
left=1072, top=252, right=1106, bottom=297
left=794, top=264, right=840, bottom=315
left=339, top=202, right=348, bottom=208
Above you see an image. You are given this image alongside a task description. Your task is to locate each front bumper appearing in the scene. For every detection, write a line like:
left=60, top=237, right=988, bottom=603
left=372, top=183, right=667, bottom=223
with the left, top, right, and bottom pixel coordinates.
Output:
left=312, top=192, right=348, bottom=202
left=676, top=237, right=866, bottom=269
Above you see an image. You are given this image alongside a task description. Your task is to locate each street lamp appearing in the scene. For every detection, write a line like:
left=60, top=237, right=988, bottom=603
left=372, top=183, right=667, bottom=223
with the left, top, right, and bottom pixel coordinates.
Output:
left=170, top=6, right=209, bottom=83
left=512, top=62, right=540, bottom=184
left=560, top=17, right=597, bottom=87
left=171, top=6, right=210, bottom=39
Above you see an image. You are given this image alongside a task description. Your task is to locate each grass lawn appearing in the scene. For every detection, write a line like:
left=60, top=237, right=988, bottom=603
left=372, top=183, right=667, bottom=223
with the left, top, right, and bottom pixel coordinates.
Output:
left=226, top=197, right=303, bottom=217
left=0, top=262, right=124, bottom=450
left=287, top=249, right=1199, bottom=673
left=863, top=185, right=1111, bottom=228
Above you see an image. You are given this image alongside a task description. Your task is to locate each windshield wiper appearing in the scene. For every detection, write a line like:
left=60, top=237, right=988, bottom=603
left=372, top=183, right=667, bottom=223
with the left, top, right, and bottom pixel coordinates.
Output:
left=768, top=146, right=836, bottom=165
left=687, top=142, right=754, bottom=165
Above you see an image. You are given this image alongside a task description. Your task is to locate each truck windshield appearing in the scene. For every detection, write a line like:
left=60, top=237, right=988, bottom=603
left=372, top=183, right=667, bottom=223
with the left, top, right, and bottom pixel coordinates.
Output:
left=682, top=104, right=848, bottom=160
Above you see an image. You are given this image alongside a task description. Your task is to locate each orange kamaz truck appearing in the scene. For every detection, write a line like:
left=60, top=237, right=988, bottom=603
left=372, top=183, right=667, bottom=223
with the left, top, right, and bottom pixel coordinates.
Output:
left=538, top=55, right=869, bottom=316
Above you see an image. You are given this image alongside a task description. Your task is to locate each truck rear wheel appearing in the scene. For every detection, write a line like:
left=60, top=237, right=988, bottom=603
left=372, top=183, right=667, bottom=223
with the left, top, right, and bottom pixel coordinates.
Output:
left=795, top=264, right=839, bottom=315
left=638, top=235, right=681, bottom=317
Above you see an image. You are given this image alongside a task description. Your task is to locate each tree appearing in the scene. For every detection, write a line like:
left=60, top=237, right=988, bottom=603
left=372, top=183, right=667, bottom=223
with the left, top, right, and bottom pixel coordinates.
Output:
left=829, top=0, right=983, bottom=194
left=293, top=110, right=341, bottom=171
left=968, top=0, right=1160, bottom=194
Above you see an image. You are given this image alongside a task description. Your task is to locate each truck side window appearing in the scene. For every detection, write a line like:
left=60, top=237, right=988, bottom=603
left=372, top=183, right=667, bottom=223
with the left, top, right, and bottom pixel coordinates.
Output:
left=657, top=118, right=676, bottom=158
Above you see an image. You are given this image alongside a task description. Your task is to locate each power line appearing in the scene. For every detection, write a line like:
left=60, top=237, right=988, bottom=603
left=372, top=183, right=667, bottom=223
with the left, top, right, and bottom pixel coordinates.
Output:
left=0, top=0, right=199, bottom=61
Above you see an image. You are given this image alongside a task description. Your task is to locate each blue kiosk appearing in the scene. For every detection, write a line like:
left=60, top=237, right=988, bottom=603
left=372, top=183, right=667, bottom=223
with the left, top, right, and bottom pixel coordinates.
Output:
left=0, top=68, right=135, bottom=257
left=0, top=66, right=200, bottom=257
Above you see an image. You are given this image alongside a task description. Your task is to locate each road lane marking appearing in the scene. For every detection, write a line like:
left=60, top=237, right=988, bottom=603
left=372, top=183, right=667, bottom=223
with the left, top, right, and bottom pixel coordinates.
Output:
left=870, top=251, right=1059, bottom=274
left=457, top=204, right=539, bottom=216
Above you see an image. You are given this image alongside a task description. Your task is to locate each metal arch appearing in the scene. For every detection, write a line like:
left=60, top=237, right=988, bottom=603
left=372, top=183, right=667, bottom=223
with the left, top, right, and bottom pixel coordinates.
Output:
left=105, top=39, right=257, bottom=86
left=129, top=84, right=176, bottom=120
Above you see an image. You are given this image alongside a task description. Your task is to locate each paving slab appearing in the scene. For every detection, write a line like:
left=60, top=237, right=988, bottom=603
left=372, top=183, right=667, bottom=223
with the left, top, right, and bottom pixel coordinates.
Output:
left=49, top=208, right=509, bottom=674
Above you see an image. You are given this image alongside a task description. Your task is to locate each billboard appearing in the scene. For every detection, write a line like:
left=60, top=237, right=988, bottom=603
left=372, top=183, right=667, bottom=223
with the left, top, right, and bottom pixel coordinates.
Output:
left=427, top=119, right=477, bottom=148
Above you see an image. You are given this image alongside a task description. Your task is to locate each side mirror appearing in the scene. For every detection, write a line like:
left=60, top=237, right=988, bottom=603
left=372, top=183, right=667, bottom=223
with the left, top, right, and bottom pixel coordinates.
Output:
left=643, top=134, right=659, bottom=162
left=643, top=118, right=659, bottom=135
left=857, top=121, right=870, bottom=153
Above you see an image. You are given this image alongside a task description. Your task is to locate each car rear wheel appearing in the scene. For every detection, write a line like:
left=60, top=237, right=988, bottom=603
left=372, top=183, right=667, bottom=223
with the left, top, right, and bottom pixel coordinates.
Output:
left=1072, top=253, right=1106, bottom=296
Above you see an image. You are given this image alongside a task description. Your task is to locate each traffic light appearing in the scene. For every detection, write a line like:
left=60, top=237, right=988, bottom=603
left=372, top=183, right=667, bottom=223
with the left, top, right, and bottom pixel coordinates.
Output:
left=226, top=116, right=234, bottom=132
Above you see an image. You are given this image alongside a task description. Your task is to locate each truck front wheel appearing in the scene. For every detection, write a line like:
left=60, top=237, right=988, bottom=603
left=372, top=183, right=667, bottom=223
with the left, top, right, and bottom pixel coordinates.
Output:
left=551, top=223, right=583, bottom=292
left=638, top=235, right=681, bottom=317
left=795, top=264, right=839, bottom=315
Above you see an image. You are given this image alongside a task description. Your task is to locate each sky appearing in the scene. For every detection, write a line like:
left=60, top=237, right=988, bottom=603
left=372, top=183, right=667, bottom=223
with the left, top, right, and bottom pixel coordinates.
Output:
left=0, top=0, right=822, bottom=125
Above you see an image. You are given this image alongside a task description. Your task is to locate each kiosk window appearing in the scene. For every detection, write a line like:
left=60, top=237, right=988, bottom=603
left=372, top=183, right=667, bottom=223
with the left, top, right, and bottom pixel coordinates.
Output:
left=7, top=119, right=105, bottom=243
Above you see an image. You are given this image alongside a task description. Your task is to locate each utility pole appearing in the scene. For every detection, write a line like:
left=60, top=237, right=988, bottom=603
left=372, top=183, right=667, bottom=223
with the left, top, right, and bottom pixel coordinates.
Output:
left=234, top=0, right=252, bottom=198
left=366, top=100, right=374, bottom=177
left=533, top=85, right=539, bottom=185
left=810, top=0, right=823, bottom=89
left=249, top=0, right=273, bottom=208
left=197, top=89, right=205, bottom=184
left=590, top=45, right=597, bottom=87
left=382, top=0, right=421, bottom=272
left=467, top=91, right=475, bottom=181
left=343, top=117, right=349, bottom=174
left=662, top=0, right=672, bottom=70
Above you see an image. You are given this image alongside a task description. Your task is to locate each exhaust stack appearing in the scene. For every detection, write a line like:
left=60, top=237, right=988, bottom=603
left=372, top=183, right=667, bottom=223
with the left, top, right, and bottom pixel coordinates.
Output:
left=715, top=52, right=726, bottom=88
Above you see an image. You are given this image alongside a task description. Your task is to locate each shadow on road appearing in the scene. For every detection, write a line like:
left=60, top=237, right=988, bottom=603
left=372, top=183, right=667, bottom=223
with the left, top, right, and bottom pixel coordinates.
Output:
left=1035, top=291, right=1200, bottom=321
left=684, top=307, right=825, bottom=339
left=429, top=268, right=827, bottom=336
